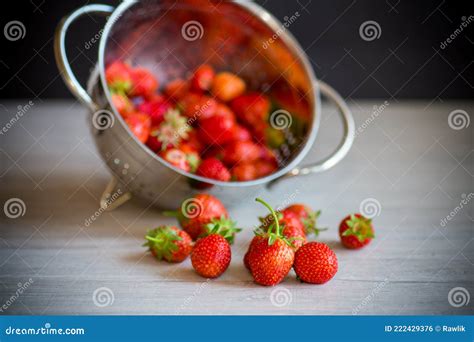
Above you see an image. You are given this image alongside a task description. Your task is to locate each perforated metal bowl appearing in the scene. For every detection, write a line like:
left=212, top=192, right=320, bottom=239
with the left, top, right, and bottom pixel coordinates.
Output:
left=55, top=0, right=354, bottom=209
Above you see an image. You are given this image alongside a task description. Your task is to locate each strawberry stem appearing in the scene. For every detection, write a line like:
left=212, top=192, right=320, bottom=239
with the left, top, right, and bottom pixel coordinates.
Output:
left=256, top=198, right=280, bottom=236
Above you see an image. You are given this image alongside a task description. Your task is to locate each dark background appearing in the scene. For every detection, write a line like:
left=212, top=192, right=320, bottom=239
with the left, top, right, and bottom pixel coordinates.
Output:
left=1, top=0, right=472, bottom=100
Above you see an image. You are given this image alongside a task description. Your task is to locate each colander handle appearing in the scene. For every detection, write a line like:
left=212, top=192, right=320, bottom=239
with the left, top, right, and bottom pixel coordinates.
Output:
left=273, top=81, right=355, bottom=184
left=54, top=4, right=115, bottom=111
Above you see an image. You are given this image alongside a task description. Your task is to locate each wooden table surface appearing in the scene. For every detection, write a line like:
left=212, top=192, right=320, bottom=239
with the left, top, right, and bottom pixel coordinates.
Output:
left=0, top=100, right=472, bottom=315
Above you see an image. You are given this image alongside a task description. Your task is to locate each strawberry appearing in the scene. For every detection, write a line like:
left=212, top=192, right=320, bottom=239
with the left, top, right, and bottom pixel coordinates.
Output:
left=283, top=204, right=326, bottom=237
left=339, top=214, right=374, bottom=249
left=151, top=109, right=190, bottom=151
left=247, top=198, right=295, bottom=286
left=231, top=92, right=270, bottom=126
left=199, top=115, right=236, bottom=145
left=137, top=96, right=172, bottom=126
left=164, top=78, right=188, bottom=101
left=293, top=242, right=338, bottom=284
left=184, top=130, right=204, bottom=154
left=231, top=125, right=252, bottom=142
left=222, top=141, right=261, bottom=165
left=260, top=210, right=306, bottom=249
left=203, top=215, right=241, bottom=245
left=180, top=93, right=217, bottom=120
left=144, top=225, right=192, bottom=263
left=145, top=126, right=162, bottom=152
left=125, top=112, right=151, bottom=143
left=178, top=143, right=201, bottom=173
left=212, top=103, right=236, bottom=121
left=190, top=64, right=215, bottom=91
left=105, top=61, right=132, bottom=93
left=160, top=148, right=190, bottom=172
left=191, top=234, right=231, bottom=278
left=130, top=67, right=159, bottom=97
left=196, top=158, right=231, bottom=182
left=165, top=194, right=228, bottom=240
left=231, top=162, right=257, bottom=181
left=254, top=160, right=278, bottom=178
left=111, top=93, right=133, bottom=117
left=211, top=72, right=246, bottom=102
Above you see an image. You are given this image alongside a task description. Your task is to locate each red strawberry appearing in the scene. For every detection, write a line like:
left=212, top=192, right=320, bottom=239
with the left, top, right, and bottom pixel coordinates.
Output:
left=125, top=112, right=151, bottom=143
left=137, top=96, right=172, bottom=126
left=160, top=148, right=190, bottom=172
left=254, top=160, right=278, bottom=178
left=260, top=210, right=306, bottom=249
left=231, top=162, right=257, bottom=181
left=212, top=104, right=236, bottom=121
left=144, top=225, right=192, bottom=263
left=130, top=67, right=159, bottom=97
left=191, top=234, right=231, bottom=278
left=293, top=242, right=338, bottom=284
left=146, top=126, right=163, bottom=152
left=283, top=204, right=326, bottom=237
left=222, top=141, right=261, bottom=165
left=190, top=64, right=215, bottom=91
left=199, top=115, right=236, bottom=145
left=243, top=237, right=259, bottom=270
left=105, top=61, right=132, bottom=93
left=339, top=214, right=374, bottom=249
left=231, top=125, right=252, bottom=142
left=165, top=194, right=228, bottom=240
left=196, top=158, right=231, bottom=182
left=111, top=93, right=133, bottom=117
left=178, top=143, right=201, bottom=173
left=247, top=198, right=295, bottom=286
left=231, top=92, right=270, bottom=126
left=164, top=78, right=188, bottom=101
left=180, top=93, right=217, bottom=120
left=211, top=72, right=246, bottom=102
left=184, top=130, right=204, bottom=154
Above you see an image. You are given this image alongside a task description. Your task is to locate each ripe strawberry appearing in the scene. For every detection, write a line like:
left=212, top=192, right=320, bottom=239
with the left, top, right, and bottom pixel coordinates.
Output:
left=247, top=198, right=295, bottom=286
left=160, top=148, right=190, bottom=172
left=293, top=242, right=338, bottom=284
left=184, top=130, right=204, bottom=154
left=260, top=210, right=306, bottom=249
left=164, top=78, right=188, bottom=100
left=254, top=160, right=278, bottom=178
left=191, top=234, right=231, bottom=278
left=130, top=67, right=159, bottom=97
left=199, top=115, right=236, bottom=145
left=190, top=64, right=215, bottom=91
left=144, top=225, right=192, bottom=263
left=165, top=194, right=228, bottom=240
left=111, top=93, right=133, bottom=117
left=180, top=93, right=217, bottom=120
left=283, top=204, right=326, bottom=237
left=231, top=125, right=252, bottom=142
left=231, top=162, right=257, bottom=181
left=222, top=141, right=261, bottom=165
left=105, top=61, right=132, bottom=93
left=137, top=96, right=172, bottom=126
left=196, top=158, right=231, bottom=182
left=243, top=236, right=259, bottom=270
left=211, top=72, right=246, bottom=102
left=178, top=143, right=201, bottom=173
left=125, top=112, right=151, bottom=143
left=339, top=214, right=374, bottom=249
left=231, top=92, right=270, bottom=126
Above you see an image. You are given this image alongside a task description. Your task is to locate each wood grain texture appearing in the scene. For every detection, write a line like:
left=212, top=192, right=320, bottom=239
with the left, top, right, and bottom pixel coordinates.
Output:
left=0, top=100, right=472, bottom=315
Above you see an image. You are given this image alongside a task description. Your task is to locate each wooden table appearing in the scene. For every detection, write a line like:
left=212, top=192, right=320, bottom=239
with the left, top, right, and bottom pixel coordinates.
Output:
left=0, top=100, right=472, bottom=315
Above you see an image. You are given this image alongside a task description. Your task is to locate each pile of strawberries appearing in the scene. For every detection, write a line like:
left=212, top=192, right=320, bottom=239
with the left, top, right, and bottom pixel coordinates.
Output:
left=106, top=62, right=282, bottom=185
left=144, top=194, right=375, bottom=286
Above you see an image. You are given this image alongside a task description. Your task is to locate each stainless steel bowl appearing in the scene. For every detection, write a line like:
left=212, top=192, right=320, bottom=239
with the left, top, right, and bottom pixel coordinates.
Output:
left=55, top=0, right=355, bottom=209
